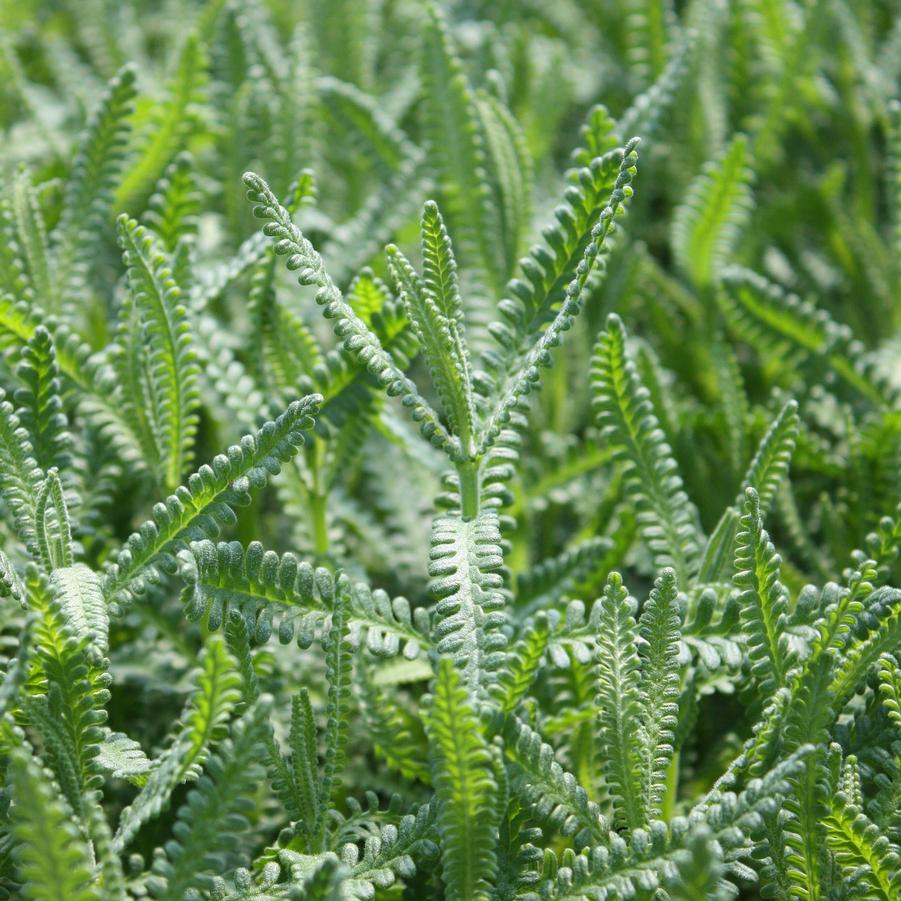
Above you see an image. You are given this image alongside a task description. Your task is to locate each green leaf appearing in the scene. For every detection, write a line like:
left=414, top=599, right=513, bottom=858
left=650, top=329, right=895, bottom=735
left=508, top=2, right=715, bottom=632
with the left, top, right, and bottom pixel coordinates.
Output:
left=0, top=386, right=42, bottom=550
left=8, top=740, right=101, bottom=901
left=591, top=314, right=702, bottom=584
left=672, top=133, right=753, bottom=287
left=719, top=266, right=895, bottom=407
left=483, top=145, right=629, bottom=382
left=420, top=5, right=504, bottom=294
left=102, top=394, right=321, bottom=610
left=878, top=653, right=901, bottom=730
left=386, top=202, right=475, bottom=452
left=500, top=712, right=605, bottom=845
left=358, top=668, right=430, bottom=783
left=14, top=325, right=72, bottom=474
left=637, top=568, right=681, bottom=822
left=317, top=586, right=353, bottom=843
left=114, top=36, right=206, bottom=214
left=740, top=398, right=800, bottom=516
left=243, top=171, right=456, bottom=458
left=49, top=564, right=107, bottom=659
left=890, top=100, right=901, bottom=264
left=595, top=572, right=645, bottom=830
left=144, top=146, right=199, bottom=232
left=288, top=688, right=321, bottom=835
left=492, top=615, right=550, bottom=715
left=35, top=468, right=74, bottom=571
left=514, top=537, right=614, bottom=615
left=824, top=791, right=901, bottom=901
left=113, top=635, right=243, bottom=851
left=426, top=657, right=500, bottom=901
left=481, top=141, right=640, bottom=455
left=54, top=64, right=137, bottom=306
left=12, top=166, right=56, bottom=309
left=474, top=89, right=533, bottom=279
left=180, top=538, right=427, bottom=658
left=117, top=214, right=200, bottom=490
left=150, top=702, right=270, bottom=900
left=95, top=731, right=152, bottom=783
left=428, top=511, right=508, bottom=695
left=663, top=827, right=730, bottom=901
left=622, top=0, right=677, bottom=86
left=733, top=488, right=794, bottom=698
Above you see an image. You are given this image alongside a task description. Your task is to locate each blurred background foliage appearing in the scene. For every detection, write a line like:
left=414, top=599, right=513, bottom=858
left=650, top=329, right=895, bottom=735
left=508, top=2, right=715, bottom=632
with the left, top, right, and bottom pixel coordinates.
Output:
left=0, top=0, right=899, bottom=891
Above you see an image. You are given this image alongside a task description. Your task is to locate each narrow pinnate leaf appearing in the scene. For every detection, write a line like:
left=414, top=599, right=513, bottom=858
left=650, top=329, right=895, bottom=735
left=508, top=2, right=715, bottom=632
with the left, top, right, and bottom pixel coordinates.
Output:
left=637, top=568, right=682, bottom=822
left=317, top=586, right=353, bottom=842
left=595, top=572, right=645, bottom=830
left=672, top=133, right=753, bottom=287
left=426, top=657, right=500, bottom=901
left=243, top=171, right=458, bottom=459
left=386, top=204, right=476, bottom=452
left=103, top=395, right=321, bottom=609
left=117, top=214, right=200, bottom=490
left=428, top=511, right=507, bottom=695
left=55, top=64, right=137, bottom=302
left=740, top=399, right=800, bottom=515
left=9, top=742, right=101, bottom=901
left=591, top=314, right=702, bottom=584
left=733, top=488, right=794, bottom=697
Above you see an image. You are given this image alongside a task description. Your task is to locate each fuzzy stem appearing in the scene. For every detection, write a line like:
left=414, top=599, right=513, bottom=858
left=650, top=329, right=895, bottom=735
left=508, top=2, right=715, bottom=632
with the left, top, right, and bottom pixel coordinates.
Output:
left=457, top=459, right=480, bottom=520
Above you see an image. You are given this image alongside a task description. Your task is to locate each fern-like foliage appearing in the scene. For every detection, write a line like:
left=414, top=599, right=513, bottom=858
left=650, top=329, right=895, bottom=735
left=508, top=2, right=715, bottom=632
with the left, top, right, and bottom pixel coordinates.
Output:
left=719, top=266, right=895, bottom=408
left=637, top=568, right=681, bottom=822
left=386, top=202, right=476, bottom=454
left=428, top=511, right=507, bottom=695
left=103, top=394, right=321, bottom=609
left=740, top=398, right=800, bottom=516
left=426, top=657, right=500, bottom=900
left=14, top=326, right=72, bottom=474
left=482, top=146, right=634, bottom=384
left=879, top=654, right=901, bottom=730
left=116, top=214, right=200, bottom=489
left=479, top=141, right=640, bottom=456
left=823, top=787, right=901, bottom=900
left=317, top=588, right=353, bottom=846
left=243, top=171, right=456, bottom=459
left=733, top=488, right=794, bottom=698
left=180, top=539, right=427, bottom=657
left=524, top=751, right=810, bottom=900
left=419, top=5, right=505, bottom=295
left=11, top=167, right=55, bottom=308
left=591, top=314, right=701, bottom=584
left=594, top=572, right=645, bottom=830
left=594, top=568, right=682, bottom=831
left=0, top=387, right=41, bottom=551
left=672, top=133, right=754, bottom=287
left=0, top=4, right=899, bottom=899
left=7, top=736, right=101, bottom=901
left=54, top=64, right=137, bottom=309
left=113, top=636, right=243, bottom=852
left=147, top=702, right=270, bottom=900
left=115, top=36, right=207, bottom=215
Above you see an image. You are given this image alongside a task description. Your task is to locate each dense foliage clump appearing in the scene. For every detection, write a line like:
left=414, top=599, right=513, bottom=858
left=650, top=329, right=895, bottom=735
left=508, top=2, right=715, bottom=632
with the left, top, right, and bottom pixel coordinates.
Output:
left=0, top=0, right=900, bottom=898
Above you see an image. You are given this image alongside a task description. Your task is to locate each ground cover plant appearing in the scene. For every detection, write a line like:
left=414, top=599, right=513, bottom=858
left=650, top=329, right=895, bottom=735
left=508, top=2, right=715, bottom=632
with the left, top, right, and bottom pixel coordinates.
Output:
left=0, top=0, right=900, bottom=898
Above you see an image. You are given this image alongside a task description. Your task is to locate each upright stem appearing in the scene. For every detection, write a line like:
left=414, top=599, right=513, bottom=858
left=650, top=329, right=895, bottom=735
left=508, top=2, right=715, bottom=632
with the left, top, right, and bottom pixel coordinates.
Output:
left=457, top=459, right=480, bottom=521
left=310, top=493, right=329, bottom=556
left=661, top=750, right=680, bottom=821
left=309, top=439, right=329, bottom=556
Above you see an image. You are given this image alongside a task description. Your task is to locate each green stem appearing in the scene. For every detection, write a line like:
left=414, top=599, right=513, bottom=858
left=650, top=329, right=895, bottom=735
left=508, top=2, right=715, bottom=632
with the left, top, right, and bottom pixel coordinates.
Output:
left=457, top=459, right=480, bottom=521
left=662, top=749, right=680, bottom=821
left=310, top=493, right=329, bottom=556
left=309, top=439, right=329, bottom=556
